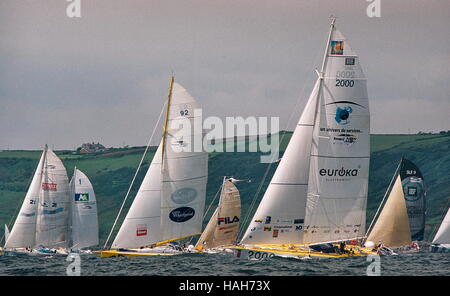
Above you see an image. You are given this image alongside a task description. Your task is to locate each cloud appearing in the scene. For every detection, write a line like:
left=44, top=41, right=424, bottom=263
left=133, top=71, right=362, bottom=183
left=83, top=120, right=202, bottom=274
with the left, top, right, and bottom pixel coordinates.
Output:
left=0, top=0, right=449, bottom=149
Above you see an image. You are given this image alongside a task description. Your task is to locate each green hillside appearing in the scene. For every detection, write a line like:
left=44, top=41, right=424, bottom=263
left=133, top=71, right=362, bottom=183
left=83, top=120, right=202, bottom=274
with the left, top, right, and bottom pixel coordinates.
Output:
left=1, top=132, right=449, bottom=246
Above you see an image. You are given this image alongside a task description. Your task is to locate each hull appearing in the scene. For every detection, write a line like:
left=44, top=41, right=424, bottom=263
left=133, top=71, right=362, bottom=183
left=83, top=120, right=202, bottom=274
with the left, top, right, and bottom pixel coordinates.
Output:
left=430, top=244, right=450, bottom=253
left=98, top=250, right=176, bottom=258
left=231, top=244, right=376, bottom=260
left=2, top=248, right=69, bottom=256
left=98, top=244, right=183, bottom=258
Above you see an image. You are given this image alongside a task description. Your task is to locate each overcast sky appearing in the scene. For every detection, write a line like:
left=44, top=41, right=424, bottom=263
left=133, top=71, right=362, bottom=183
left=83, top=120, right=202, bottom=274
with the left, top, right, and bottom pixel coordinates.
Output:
left=1, top=0, right=449, bottom=150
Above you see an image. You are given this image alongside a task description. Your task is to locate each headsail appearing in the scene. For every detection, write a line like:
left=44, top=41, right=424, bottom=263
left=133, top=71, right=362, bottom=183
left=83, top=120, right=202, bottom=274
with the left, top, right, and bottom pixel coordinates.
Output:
left=432, top=207, right=450, bottom=245
left=240, top=79, right=320, bottom=245
left=35, top=149, right=70, bottom=248
left=195, top=179, right=241, bottom=250
left=112, top=144, right=163, bottom=248
left=4, top=149, right=46, bottom=248
left=366, top=176, right=412, bottom=247
left=112, top=79, right=207, bottom=249
left=69, top=168, right=99, bottom=250
left=399, top=158, right=426, bottom=241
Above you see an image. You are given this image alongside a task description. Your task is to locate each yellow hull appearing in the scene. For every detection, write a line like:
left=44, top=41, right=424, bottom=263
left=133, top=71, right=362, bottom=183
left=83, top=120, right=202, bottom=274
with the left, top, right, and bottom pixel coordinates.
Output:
left=231, top=244, right=376, bottom=259
left=97, top=250, right=176, bottom=258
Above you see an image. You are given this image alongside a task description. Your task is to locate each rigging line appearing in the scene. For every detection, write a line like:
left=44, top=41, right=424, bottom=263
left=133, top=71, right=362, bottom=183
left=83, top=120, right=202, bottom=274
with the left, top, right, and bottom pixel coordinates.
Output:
left=365, top=160, right=402, bottom=239
left=103, top=100, right=167, bottom=249
left=237, top=32, right=328, bottom=241
left=186, top=182, right=223, bottom=246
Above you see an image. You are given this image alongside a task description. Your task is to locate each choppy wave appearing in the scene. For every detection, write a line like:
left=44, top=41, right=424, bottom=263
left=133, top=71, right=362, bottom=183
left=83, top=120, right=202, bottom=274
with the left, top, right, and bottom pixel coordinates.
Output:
left=0, top=251, right=448, bottom=276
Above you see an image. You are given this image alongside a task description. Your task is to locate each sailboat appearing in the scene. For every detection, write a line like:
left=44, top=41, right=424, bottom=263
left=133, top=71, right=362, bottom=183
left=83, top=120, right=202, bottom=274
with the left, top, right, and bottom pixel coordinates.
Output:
left=365, top=158, right=425, bottom=254
left=430, top=205, right=450, bottom=252
left=100, top=77, right=208, bottom=257
left=3, top=147, right=99, bottom=255
left=232, top=18, right=374, bottom=259
left=68, top=168, right=99, bottom=252
left=3, top=146, right=71, bottom=255
left=193, top=177, right=241, bottom=253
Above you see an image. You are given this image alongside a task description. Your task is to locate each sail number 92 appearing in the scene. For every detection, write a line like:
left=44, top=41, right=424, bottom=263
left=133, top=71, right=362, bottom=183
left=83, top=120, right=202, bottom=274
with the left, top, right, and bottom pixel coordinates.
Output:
left=335, top=79, right=354, bottom=87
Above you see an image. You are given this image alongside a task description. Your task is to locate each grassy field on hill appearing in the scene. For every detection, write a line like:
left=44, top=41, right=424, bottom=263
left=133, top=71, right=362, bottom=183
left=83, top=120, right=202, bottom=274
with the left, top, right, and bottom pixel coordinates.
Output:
left=1, top=132, right=449, bottom=245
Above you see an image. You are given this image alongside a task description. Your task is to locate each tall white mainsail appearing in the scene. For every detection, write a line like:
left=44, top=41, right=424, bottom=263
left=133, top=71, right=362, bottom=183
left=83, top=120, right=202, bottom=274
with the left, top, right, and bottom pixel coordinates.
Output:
left=240, top=20, right=370, bottom=247
left=35, top=149, right=70, bottom=248
left=4, top=149, right=46, bottom=248
left=112, top=79, right=207, bottom=249
left=432, top=208, right=450, bottom=245
left=69, top=168, right=99, bottom=250
left=304, top=27, right=370, bottom=244
left=160, top=82, right=208, bottom=242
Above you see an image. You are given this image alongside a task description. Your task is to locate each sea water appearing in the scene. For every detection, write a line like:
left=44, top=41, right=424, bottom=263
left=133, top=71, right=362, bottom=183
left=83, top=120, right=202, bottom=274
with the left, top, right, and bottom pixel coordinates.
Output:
left=0, top=251, right=448, bottom=276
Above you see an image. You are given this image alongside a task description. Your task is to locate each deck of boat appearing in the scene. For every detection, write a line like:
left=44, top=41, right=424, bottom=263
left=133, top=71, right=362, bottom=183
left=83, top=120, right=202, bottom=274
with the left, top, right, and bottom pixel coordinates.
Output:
left=231, top=244, right=376, bottom=259
left=97, top=250, right=177, bottom=258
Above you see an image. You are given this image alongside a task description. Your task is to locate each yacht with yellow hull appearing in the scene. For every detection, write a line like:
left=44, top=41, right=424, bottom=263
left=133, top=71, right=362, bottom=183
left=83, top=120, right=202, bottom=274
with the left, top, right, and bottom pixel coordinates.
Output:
left=99, top=77, right=208, bottom=258
left=234, top=19, right=372, bottom=259
left=231, top=244, right=376, bottom=260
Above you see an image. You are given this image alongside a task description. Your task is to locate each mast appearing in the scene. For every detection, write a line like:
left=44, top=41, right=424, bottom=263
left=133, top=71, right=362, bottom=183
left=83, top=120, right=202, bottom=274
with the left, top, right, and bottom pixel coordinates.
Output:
left=35, top=145, right=48, bottom=247
left=319, top=16, right=336, bottom=77
left=161, top=75, right=175, bottom=166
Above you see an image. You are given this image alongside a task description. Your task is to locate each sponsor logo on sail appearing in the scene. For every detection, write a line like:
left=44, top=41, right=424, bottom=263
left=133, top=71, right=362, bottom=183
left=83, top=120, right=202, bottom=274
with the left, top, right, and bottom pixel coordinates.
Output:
left=333, top=133, right=358, bottom=145
left=169, top=207, right=195, bottom=223
left=42, top=207, right=64, bottom=215
left=171, top=187, right=198, bottom=204
left=295, top=225, right=303, bottom=231
left=42, top=183, right=57, bottom=191
left=218, top=216, right=239, bottom=225
left=136, top=224, right=147, bottom=236
left=264, top=227, right=272, bottom=231
left=319, top=167, right=360, bottom=177
left=330, top=40, right=344, bottom=55
left=265, top=216, right=271, bottom=224
left=294, top=219, right=304, bottom=224
left=272, top=230, right=279, bottom=238
left=335, top=106, right=353, bottom=125
left=345, top=57, right=355, bottom=65
left=75, top=192, right=89, bottom=202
